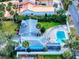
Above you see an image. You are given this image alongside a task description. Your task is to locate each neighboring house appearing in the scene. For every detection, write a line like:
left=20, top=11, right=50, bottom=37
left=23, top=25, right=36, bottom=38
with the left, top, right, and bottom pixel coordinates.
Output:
left=17, top=0, right=63, bottom=15
left=18, top=0, right=62, bottom=7
left=20, top=3, right=55, bottom=16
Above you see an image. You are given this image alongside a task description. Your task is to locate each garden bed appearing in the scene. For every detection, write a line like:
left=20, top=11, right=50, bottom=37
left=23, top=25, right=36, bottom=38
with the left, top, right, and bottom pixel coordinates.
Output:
left=35, top=55, right=63, bottom=59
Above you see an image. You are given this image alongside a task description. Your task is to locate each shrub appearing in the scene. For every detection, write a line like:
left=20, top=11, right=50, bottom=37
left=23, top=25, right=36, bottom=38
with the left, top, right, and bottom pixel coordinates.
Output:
left=40, top=27, right=46, bottom=34
left=36, top=23, right=41, bottom=29
left=22, top=41, right=29, bottom=48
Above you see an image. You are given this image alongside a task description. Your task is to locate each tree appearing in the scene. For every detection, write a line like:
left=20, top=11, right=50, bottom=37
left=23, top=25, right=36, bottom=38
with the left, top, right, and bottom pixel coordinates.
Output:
left=57, top=9, right=66, bottom=15
left=36, top=23, right=41, bottom=29
left=63, top=50, right=73, bottom=59
left=22, top=41, right=29, bottom=48
left=10, top=10, right=15, bottom=16
left=0, top=3, right=5, bottom=11
left=13, top=4, right=17, bottom=9
left=8, top=2, right=13, bottom=6
left=65, top=34, right=79, bottom=50
left=0, top=30, right=7, bottom=46
left=2, top=21, right=17, bottom=39
left=40, top=27, right=46, bottom=34
left=0, top=4, right=5, bottom=23
left=6, top=5, right=11, bottom=11
left=0, top=30, right=18, bottom=59
left=0, top=21, right=18, bottom=59
left=16, top=15, right=28, bottom=21
left=13, top=12, right=18, bottom=22
left=0, top=0, right=11, bottom=2
left=71, top=39, right=79, bottom=50
left=63, top=0, right=70, bottom=10
left=6, top=2, right=13, bottom=12
left=0, top=27, right=18, bottom=58
left=0, top=40, right=17, bottom=59
left=0, top=11, right=5, bottom=26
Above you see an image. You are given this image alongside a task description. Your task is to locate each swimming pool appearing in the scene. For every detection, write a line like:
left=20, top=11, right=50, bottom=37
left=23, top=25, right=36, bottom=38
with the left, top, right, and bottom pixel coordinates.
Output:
left=22, top=10, right=54, bottom=16
left=15, top=40, right=44, bottom=51
left=56, top=31, right=66, bottom=43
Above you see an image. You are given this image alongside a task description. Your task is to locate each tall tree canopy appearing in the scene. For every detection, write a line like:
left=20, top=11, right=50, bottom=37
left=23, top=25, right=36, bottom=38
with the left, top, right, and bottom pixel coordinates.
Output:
left=0, top=0, right=11, bottom=2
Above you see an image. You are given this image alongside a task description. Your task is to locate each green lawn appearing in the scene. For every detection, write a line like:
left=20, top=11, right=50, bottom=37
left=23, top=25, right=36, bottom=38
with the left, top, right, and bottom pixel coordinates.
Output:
left=38, top=22, right=60, bottom=29
left=35, top=55, right=63, bottom=59
left=2, top=21, right=17, bottom=35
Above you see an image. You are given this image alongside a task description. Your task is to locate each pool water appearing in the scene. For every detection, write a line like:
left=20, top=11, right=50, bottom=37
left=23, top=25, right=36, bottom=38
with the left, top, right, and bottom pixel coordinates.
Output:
left=56, top=31, right=66, bottom=43
left=22, top=10, right=54, bottom=16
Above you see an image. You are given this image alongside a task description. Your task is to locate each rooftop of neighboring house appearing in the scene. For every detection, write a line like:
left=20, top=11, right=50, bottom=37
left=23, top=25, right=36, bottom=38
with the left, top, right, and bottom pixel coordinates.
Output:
left=18, top=0, right=61, bottom=5
left=18, top=2, right=55, bottom=13
left=17, top=0, right=62, bottom=13
left=0, top=0, right=62, bottom=17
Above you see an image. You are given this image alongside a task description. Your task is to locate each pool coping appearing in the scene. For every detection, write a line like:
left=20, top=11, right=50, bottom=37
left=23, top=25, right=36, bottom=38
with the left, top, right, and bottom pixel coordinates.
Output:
left=17, top=51, right=63, bottom=57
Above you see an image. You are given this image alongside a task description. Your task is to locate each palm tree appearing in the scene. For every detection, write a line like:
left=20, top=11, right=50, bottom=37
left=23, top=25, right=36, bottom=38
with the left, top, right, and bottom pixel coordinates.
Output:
left=6, top=5, right=11, bottom=11
left=10, top=10, right=15, bottom=16
left=8, top=2, right=13, bottom=6
left=36, top=23, right=41, bottom=29
left=13, top=4, right=17, bottom=9
left=22, top=41, right=29, bottom=48
left=6, top=2, right=18, bottom=22
left=0, top=0, right=11, bottom=2
left=6, top=2, right=13, bottom=13
left=10, top=10, right=16, bottom=22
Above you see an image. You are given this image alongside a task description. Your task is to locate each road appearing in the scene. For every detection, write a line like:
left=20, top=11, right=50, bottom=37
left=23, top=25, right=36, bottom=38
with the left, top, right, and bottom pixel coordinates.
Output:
left=68, top=4, right=79, bottom=35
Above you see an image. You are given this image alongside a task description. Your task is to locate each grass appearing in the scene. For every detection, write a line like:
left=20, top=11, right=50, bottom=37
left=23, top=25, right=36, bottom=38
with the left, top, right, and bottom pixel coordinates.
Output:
left=38, top=22, right=60, bottom=29
left=2, top=21, right=17, bottom=35
left=35, top=55, right=63, bottom=59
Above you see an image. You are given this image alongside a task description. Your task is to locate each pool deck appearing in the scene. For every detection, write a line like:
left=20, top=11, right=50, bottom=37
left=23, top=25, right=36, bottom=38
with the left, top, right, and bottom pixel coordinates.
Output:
left=44, top=25, right=69, bottom=44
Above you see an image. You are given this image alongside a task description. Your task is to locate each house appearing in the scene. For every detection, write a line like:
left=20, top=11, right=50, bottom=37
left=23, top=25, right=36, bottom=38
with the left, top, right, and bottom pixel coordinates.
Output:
left=17, top=0, right=63, bottom=15
left=18, top=0, right=62, bottom=6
